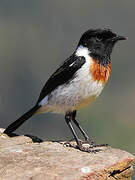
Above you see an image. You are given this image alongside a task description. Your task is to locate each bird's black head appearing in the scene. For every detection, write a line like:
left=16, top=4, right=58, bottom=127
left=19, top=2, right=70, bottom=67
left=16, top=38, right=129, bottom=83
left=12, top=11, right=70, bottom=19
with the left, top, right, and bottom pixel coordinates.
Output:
left=78, top=28, right=127, bottom=65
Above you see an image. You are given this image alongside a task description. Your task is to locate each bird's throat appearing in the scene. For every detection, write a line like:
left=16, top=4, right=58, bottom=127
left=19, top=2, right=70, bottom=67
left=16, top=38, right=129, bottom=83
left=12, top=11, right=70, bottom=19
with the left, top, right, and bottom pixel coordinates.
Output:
left=90, top=57, right=112, bottom=84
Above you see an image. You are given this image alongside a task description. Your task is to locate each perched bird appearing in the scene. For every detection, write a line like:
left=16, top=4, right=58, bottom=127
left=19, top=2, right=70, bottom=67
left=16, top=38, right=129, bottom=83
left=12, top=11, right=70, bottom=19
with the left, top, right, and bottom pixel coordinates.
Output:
left=4, top=28, right=126, bottom=152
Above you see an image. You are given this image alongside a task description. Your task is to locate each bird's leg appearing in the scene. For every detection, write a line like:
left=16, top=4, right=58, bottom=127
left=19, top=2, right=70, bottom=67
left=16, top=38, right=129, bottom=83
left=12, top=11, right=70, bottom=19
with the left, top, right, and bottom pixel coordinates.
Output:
left=72, top=111, right=108, bottom=148
left=65, top=112, right=102, bottom=153
left=65, top=112, right=81, bottom=147
left=65, top=111, right=108, bottom=153
left=71, top=110, right=94, bottom=145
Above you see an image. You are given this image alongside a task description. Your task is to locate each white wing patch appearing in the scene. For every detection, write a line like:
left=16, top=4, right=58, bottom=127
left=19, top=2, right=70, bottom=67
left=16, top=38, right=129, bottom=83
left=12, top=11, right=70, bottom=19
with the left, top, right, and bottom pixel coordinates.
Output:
left=39, top=95, right=48, bottom=106
left=69, top=62, right=75, bottom=67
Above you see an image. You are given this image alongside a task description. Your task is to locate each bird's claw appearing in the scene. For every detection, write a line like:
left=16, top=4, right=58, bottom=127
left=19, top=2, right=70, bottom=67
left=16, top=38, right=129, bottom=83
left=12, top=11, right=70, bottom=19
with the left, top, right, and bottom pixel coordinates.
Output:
left=63, top=139, right=109, bottom=153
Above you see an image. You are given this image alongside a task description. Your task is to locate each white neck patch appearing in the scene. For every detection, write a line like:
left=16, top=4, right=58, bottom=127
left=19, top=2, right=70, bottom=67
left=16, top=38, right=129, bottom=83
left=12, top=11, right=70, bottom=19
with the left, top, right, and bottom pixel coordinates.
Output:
left=75, top=45, right=91, bottom=65
left=75, top=46, right=90, bottom=58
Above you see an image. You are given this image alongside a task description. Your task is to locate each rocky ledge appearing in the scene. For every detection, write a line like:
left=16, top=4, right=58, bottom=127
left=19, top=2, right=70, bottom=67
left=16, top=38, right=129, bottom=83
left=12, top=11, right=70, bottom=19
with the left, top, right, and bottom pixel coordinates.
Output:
left=0, top=128, right=134, bottom=180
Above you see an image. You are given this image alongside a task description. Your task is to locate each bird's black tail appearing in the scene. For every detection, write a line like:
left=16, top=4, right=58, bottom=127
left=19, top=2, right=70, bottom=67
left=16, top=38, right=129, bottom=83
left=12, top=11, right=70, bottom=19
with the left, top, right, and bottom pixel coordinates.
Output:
left=4, top=105, right=40, bottom=135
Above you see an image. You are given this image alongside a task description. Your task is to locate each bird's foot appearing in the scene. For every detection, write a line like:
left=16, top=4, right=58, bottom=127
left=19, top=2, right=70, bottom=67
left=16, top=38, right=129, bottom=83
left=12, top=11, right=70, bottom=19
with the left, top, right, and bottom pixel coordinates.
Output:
left=77, top=140, right=109, bottom=153
left=64, top=139, right=109, bottom=153
left=79, top=137, right=109, bottom=148
left=77, top=144, right=102, bottom=153
left=80, top=137, right=95, bottom=147
left=89, top=143, right=109, bottom=148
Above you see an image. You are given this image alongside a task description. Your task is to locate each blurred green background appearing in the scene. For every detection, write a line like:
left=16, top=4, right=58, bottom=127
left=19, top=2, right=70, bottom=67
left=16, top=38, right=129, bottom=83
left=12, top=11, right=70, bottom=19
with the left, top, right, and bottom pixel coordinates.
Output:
left=0, top=0, right=134, bottom=178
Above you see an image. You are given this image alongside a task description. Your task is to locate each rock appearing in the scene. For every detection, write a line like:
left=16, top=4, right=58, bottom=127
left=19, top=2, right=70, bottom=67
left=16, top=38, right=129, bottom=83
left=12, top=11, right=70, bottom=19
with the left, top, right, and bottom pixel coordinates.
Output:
left=0, top=128, right=134, bottom=180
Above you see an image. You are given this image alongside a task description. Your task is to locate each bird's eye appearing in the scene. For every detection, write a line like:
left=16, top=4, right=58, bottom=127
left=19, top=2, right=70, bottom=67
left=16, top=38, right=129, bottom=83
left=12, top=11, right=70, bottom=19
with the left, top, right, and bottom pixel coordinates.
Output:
left=96, top=35, right=102, bottom=41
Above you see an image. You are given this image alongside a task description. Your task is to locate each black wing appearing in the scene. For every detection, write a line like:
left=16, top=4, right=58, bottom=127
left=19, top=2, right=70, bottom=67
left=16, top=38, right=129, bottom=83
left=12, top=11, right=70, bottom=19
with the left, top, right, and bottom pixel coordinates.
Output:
left=37, top=54, right=85, bottom=103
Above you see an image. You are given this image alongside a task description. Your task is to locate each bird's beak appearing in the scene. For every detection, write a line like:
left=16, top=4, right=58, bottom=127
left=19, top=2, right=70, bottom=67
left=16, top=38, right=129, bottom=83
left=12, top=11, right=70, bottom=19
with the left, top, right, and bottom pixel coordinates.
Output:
left=107, top=35, right=127, bottom=42
left=111, top=35, right=128, bottom=42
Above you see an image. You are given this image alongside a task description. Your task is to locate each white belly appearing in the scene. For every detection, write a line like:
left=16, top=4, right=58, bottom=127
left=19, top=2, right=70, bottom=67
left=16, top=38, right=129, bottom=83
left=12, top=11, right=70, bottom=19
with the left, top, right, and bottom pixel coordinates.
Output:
left=46, top=74, right=103, bottom=113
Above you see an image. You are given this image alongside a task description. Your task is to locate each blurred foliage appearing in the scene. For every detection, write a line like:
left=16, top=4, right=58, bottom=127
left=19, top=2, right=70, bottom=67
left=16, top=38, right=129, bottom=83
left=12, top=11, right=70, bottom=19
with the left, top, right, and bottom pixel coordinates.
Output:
left=0, top=1, right=134, bottom=177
